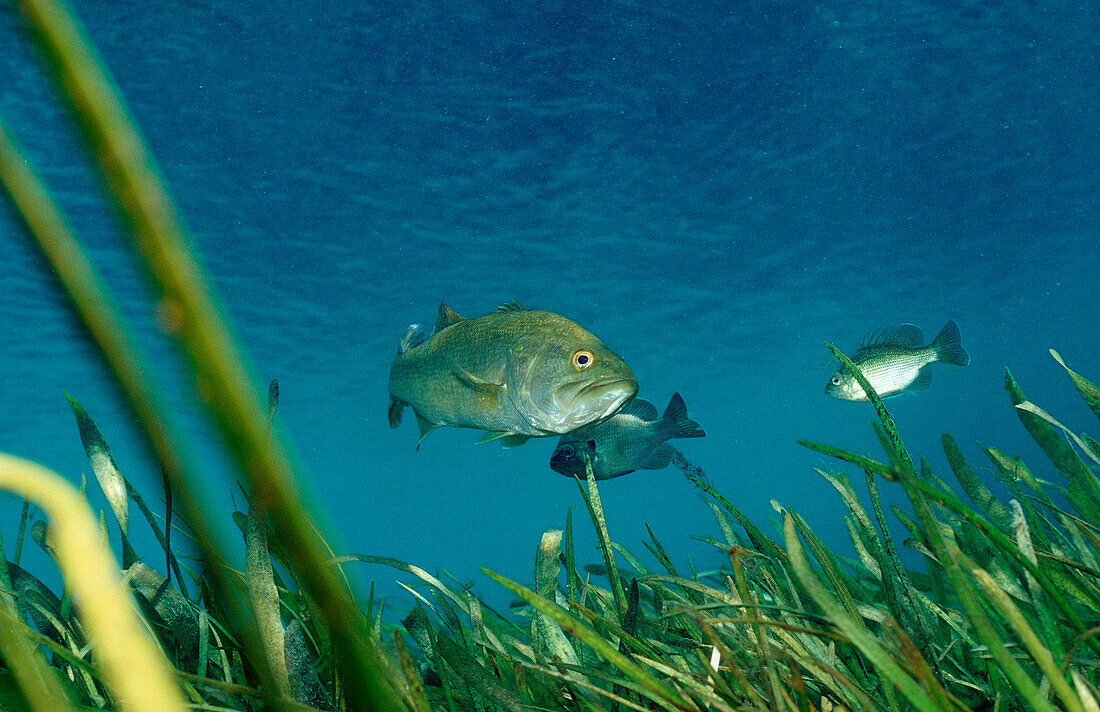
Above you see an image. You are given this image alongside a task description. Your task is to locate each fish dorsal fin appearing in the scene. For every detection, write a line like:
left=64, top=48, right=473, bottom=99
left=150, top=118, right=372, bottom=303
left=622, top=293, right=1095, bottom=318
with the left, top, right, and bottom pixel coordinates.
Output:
left=619, top=397, right=659, bottom=421
left=496, top=300, right=527, bottom=312
left=861, top=323, right=924, bottom=349
left=434, top=302, right=465, bottom=334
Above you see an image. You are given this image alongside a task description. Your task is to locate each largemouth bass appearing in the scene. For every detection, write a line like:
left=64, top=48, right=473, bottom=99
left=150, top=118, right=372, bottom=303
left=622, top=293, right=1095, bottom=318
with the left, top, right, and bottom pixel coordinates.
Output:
left=389, top=302, right=638, bottom=447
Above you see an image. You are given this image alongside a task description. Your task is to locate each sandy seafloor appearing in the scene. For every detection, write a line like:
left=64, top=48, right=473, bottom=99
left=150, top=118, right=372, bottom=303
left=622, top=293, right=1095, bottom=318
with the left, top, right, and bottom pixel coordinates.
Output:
left=0, top=0, right=1097, bottom=615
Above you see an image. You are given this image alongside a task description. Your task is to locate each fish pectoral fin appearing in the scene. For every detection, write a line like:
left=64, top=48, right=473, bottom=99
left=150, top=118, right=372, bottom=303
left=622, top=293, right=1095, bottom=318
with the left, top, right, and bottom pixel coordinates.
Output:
left=909, top=368, right=934, bottom=391
left=476, top=430, right=510, bottom=444
left=414, top=414, right=438, bottom=450
left=641, top=444, right=674, bottom=470
left=452, top=363, right=505, bottom=406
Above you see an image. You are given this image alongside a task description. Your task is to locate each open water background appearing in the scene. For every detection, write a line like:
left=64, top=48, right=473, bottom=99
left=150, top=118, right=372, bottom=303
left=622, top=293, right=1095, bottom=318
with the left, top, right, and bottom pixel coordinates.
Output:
left=1, top=0, right=1097, bottom=613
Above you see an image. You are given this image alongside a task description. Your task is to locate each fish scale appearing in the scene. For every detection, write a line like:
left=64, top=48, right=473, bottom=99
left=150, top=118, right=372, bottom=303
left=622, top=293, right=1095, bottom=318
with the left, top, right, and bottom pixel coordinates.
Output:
left=851, top=345, right=939, bottom=396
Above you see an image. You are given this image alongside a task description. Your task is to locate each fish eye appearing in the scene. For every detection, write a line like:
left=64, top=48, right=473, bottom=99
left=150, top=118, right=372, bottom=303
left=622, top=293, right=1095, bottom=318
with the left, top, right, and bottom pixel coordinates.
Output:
left=561, top=446, right=574, bottom=458
left=830, top=375, right=841, bottom=385
left=571, top=350, right=594, bottom=370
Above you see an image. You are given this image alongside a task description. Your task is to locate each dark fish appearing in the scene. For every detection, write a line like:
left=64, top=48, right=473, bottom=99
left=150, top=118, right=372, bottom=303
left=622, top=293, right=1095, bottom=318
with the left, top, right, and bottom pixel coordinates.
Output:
left=826, top=320, right=970, bottom=401
left=550, top=392, right=705, bottom=479
left=389, top=302, right=638, bottom=447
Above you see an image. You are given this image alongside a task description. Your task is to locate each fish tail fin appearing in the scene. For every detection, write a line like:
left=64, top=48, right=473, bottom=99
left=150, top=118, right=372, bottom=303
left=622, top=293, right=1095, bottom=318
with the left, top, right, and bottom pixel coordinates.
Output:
left=661, top=392, right=706, bottom=439
left=398, top=323, right=426, bottom=354
left=387, top=397, right=405, bottom=428
left=933, top=319, right=970, bottom=366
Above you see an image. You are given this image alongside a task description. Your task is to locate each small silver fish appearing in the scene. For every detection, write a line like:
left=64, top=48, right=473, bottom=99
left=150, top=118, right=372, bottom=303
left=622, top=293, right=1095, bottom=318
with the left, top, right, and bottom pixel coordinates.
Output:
left=826, top=320, right=970, bottom=401
left=550, top=392, right=705, bottom=480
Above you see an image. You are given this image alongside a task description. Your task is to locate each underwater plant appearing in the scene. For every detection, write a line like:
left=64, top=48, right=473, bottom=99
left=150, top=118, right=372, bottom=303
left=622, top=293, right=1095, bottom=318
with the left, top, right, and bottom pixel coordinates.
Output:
left=4, top=349, right=1100, bottom=712
left=4, top=0, right=1100, bottom=710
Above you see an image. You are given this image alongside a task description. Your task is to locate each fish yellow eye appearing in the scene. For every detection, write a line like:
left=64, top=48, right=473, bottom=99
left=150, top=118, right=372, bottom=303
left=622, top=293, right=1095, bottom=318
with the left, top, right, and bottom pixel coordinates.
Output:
left=572, top=350, right=594, bottom=370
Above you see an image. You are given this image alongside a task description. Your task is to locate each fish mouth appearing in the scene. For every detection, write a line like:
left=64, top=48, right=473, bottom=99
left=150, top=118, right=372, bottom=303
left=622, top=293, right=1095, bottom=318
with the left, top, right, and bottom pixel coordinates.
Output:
left=549, top=452, right=571, bottom=475
left=579, top=377, right=638, bottom=412
left=549, top=375, right=638, bottom=433
left=578, top=376, right=636, bottom=398
left=573, top=377, right=638, bottom=421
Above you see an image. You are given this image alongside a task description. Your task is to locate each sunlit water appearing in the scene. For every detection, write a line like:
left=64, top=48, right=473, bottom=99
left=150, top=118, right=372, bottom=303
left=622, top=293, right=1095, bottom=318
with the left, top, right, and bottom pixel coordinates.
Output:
left=1, top=0, right=1096, bottom=613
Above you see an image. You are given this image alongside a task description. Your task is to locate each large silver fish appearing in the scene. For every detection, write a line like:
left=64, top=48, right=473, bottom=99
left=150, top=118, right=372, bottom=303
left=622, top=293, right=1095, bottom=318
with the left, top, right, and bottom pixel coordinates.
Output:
left=388, top=302, right=638, bottom=447
left=549, top=392, right=705, bottom=479
left=826, top=320, right=970, bottom=401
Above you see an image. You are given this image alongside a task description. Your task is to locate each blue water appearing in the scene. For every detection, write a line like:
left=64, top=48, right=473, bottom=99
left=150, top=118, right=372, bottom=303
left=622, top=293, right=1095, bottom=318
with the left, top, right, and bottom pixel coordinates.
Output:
left=1, top=0, right=1097, bottom=614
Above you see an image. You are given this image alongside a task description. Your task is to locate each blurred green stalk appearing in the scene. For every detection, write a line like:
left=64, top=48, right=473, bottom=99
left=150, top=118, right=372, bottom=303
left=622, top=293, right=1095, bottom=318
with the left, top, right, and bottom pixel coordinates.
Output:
left=3, top=0, right=402, bottom=707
